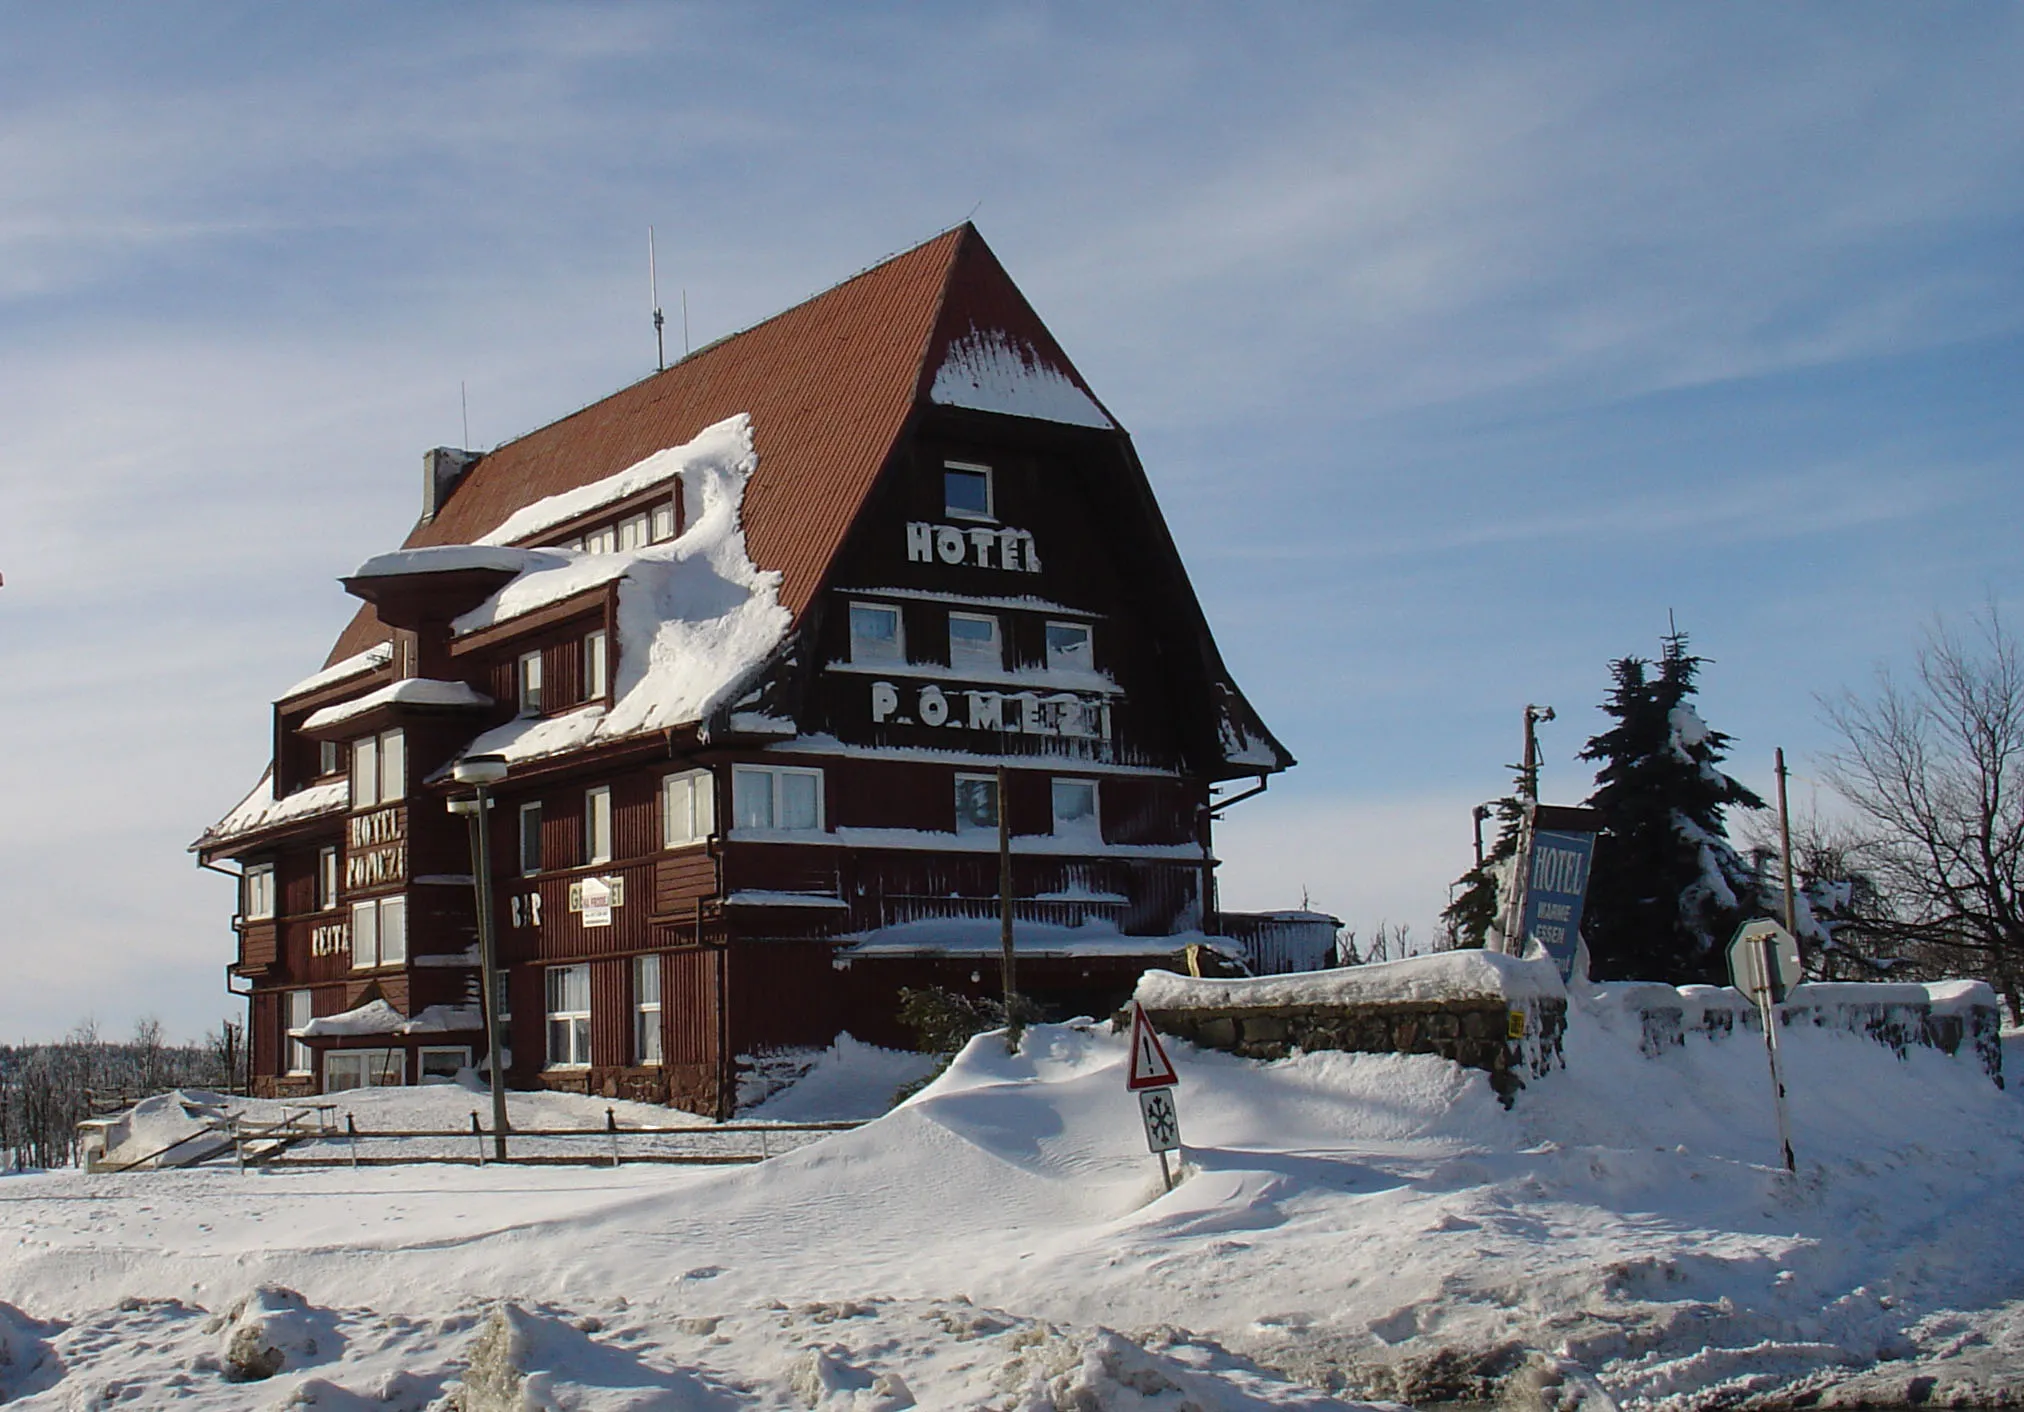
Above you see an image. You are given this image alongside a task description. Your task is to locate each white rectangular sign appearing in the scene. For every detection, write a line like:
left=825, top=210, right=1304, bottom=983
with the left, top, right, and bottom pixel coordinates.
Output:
left=1137, top=1086, right=1180, bottom=1154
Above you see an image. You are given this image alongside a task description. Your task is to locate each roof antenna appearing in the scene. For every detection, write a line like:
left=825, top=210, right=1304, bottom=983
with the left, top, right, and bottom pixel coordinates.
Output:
left=460, top=380, right=470, bottom=448
left=649, top=226, right=666, bottom=372
left=682, top=288, right=690, bottom=357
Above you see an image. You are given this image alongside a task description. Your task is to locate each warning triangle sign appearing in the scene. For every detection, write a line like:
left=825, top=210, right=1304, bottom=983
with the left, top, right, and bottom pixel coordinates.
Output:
left=1126, top=1002, right=1179, bottom=1091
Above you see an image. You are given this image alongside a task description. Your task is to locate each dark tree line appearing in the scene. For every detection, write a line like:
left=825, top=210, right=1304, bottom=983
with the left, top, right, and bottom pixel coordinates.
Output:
left=0, top=1019, right=244, bottom=1170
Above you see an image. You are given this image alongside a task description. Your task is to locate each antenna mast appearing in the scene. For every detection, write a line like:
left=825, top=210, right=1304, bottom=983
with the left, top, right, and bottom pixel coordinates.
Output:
left=649, top=226, right=666, bottom=372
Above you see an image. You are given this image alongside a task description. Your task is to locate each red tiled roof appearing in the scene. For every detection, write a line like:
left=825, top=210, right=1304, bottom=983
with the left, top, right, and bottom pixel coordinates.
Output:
left=326, top=224, right=1104, bottom=667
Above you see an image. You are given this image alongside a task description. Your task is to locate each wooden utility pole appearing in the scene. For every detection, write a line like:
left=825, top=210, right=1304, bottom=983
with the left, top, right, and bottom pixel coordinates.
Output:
left=998, top=764, right=1020, bottom=1052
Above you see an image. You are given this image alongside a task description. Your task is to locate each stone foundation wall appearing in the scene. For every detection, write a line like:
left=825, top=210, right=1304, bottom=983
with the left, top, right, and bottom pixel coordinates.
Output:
left=1138, top=996, right=1567, bottom=1107
left=1630, top=989, right=2005, bottom=1086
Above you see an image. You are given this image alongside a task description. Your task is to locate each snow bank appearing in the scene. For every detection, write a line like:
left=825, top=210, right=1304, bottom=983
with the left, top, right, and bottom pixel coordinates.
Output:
left=928, top=328, right=1115, bottom=429
left=299, top=1001, right=483, bottom=1037
left=453, top=415, right=790, bottom=768
left=300, top=677, right=491, bottom=730
left=1138, top=949, right=1565, bottom=1010
left=92, top=1090, right=234, bottom=1170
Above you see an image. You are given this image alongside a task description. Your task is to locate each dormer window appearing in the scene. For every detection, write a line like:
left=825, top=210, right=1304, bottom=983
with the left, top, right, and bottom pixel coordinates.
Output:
left=618, top=513, right=650, bottom=551
left=517, top=651, right=544, bottom=716
left=651, top=501, right=676, bottom=541
left=944, top=461, right=993, bottom=521
left=585, top=526, right=617, bottom=555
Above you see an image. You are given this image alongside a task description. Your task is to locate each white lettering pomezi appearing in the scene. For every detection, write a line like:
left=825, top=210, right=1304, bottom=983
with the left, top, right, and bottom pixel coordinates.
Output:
left=869, top=680, right=1111, bottom=740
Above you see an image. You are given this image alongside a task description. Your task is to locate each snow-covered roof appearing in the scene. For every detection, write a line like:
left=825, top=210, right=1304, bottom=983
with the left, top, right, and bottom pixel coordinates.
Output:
left=194, top=772, right=348, bottom=851
left=279, top=641, right=393, bottom=702
left=449, top=416, right=790, bottom=769
left=301, top=679, right=494, bottom=732
left=299, top=1001, right=483, bottom=1038
left=928, top=328, right=1116, bottom=430
left=474, top=428, right=713, bottom=547
left=1138, top=949, right=1567, bottom=1011
left=350, top=545, right=541, bottom=579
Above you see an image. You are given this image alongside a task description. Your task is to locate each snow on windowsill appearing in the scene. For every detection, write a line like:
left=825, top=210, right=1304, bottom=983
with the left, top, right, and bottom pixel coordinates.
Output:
left=763, top=734, right=1182, bottom=778
left=725, top=891, right=850, bottom=909
left=823, top=658, right=1119, bottom=695
left=303, top=679, right=494, bottom=731
left=727, top=825, right=1203, bottom=860
left=845, top=917, right=1195, bottom=958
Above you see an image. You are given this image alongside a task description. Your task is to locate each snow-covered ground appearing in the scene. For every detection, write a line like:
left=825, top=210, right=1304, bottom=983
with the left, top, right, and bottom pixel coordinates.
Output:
left=3, top=999, right=2021, bottom=1410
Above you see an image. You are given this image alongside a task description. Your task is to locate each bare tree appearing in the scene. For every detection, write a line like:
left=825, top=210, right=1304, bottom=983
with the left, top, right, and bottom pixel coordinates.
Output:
left=1822, top=608, right=2024, bottom=1018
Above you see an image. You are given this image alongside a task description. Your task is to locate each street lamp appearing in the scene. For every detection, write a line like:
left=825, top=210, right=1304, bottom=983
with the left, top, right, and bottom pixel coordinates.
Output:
left=448, top=752, right=510, bottom=1161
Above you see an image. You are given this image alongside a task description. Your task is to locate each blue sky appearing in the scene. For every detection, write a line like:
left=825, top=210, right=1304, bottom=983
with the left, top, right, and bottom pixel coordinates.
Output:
left=1, top=5, right=2018, bottom=1041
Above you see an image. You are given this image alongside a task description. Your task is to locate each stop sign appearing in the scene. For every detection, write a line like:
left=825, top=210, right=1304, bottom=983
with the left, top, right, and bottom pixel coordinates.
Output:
left=1728, top=919, right=1802, bottom=1006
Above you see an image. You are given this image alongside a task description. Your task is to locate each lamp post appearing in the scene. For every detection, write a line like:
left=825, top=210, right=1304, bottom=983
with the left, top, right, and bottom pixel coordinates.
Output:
left=448, top=752, right=510, bottom=1161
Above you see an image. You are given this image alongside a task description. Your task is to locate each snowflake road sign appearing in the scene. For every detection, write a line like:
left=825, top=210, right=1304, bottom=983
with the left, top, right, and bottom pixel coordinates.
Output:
left=1138, top=1086, right=1181, bottom=1154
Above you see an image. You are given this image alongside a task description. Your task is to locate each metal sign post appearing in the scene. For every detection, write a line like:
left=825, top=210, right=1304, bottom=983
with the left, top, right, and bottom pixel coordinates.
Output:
left=1126, top=1003, right=1182, bottom=1191
left=1728, top=919, right=1803, bottom=1174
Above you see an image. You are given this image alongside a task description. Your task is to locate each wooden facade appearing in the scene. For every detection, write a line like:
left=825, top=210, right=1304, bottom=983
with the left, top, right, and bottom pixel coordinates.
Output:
left=194, top=226, right=1292, bottom=1116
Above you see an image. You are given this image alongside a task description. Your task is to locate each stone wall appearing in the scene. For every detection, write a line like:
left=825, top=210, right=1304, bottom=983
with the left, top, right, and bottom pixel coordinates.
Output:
left=1137, top=996, right=1567, bottom=1107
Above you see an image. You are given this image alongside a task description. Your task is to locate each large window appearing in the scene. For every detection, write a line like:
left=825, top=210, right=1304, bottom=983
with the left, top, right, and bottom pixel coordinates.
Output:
left=955, top=774, right=1000, bottom=834
left=1046, top=622, right=1093, bottom=672
left=1051, top=779, right=1099, bottom=838
left=545, top=964, right=591, bottom=1069
left=349, top=895, right=407, bottom=969
left=243, top=863, right=276, bottom=921
left=948, top=612, right=1001, bottom=673
left=733, top=766, right=824, bottom=832
left=285, top=990, right=312, bottom=1076
left=324, top=1049, right=405, bottom=1092
left=517, top=651, right=544, bottom=716
left=584, top=629, right=609, bottom=701
left=585, top=786, right=613, bottom=865
left=349, top=728, right=406, bottom=808
left=418, top=1047, right=471, bottom=1083
left=634, top=954, right=662, bottom=1065
left=663, top=769, right=715, bottom=847
left=849, top=602, right=903, bottom=665
left=316, top=846, right=338, bottom=912
left=944, top=461, right=993, bottom=521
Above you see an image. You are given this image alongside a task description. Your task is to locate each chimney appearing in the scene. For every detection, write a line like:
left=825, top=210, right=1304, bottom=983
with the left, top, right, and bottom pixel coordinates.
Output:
left=422, top=447, right=483, bottom=523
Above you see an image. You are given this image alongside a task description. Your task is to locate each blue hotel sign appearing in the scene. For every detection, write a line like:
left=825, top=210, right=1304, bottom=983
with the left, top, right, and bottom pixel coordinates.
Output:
left=1521, top=820, right=1599, bottom=980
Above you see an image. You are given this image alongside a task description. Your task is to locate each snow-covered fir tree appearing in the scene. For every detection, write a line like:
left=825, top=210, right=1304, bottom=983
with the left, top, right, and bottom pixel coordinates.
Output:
left=1579, top=630, right=1766, bottom=983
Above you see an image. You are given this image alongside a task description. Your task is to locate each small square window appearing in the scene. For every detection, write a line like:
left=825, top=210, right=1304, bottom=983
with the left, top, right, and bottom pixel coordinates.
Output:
left=585, top=526, right=618, bottom=555
left=1051, top=779, right=1098, bottom=837
left=944, top=462, right=993, bottom=521
left=954, top=774, right=999, bottom=834
left=419, top=1046, right=471, bottom=1082
left=1046, top=622, right=1093, bottom=672
left=663, top=769, right=715, bottom=847
left=319, top=739, right=341, bottom=776
left=849, top=603, right=904, bottom=665
left=618, top=513, right=649, bottom=551
left=650, top=501, right=677, bottom=542
left=948, top=612, right=1001, bottom=673
left=243, top=863, right=277, bottom=921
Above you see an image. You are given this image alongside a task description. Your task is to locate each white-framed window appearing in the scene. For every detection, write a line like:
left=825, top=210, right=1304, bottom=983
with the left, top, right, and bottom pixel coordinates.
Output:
left=732, top=765, right=824, bottom=832
left=518, top=802, right=542, bottom=876
left=1051, top=778, right=1099, bottom=838
left=849, top=602, right=904, bottom=664
left=324, top=1049, right=405, bottom=1092
left=517, top=651, right=544, bottom=716
left=562, top=536, right=586, bottom=553
left=662, top=769, right=715, bottom=847
left=584, top=629, right=609, bottom=701
left=318, top=739, right=341, bottom=776
left=349, top=728, right=406, bottom=808
left=1046, top=621, right=1093, bottom=672
left=650, top=501, right=677, bottom=542
left=948, top=612, right=1001, bottom=673
left=634, top=954, right=663, bottom=1065
left=418, top=1046, right=471, bottom=1083
left=243, top=862, right=277, bottom=921
left=585, top=525, right=618, bottom=555
left=944, top=460, right=993, bottom=521
left=316, top=846, right=339, bottom=912
left=348, top=895, right=406, bottom=969
left=585, top=786, right=613, bottom=865
left=954, top=773, right=1000, bottom=834
left=617, top=513, right=646, bottom=551
left=545, top=964, right=591, bottom=1069
left=286, top=989, right=313, bottom=1076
